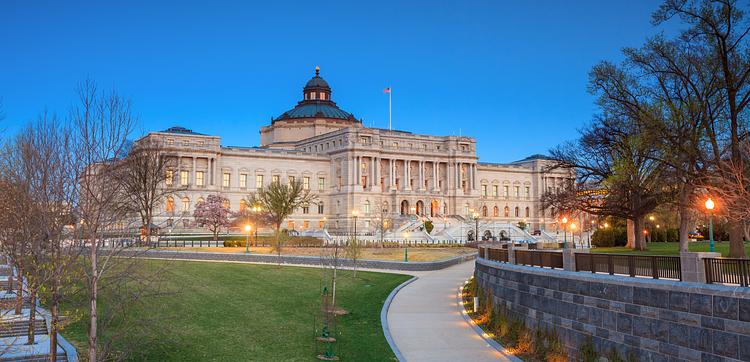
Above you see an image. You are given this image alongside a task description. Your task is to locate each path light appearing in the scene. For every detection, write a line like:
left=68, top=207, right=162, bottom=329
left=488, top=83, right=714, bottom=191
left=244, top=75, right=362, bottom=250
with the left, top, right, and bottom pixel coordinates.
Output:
left=244, top=224, right=252, bottom=254
left=705, top=198, right=715, bottom=252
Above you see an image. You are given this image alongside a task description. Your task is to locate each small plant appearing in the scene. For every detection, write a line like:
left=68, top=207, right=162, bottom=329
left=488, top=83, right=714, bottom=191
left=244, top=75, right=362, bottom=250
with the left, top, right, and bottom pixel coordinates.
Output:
left=580, top=336, right=599, bottom=362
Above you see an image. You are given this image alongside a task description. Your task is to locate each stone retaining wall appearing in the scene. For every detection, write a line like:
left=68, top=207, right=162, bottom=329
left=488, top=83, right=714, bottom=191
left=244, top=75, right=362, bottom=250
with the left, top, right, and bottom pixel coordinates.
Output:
left=475, top=258, right=750, bottom=361
left=118, top=249, right=476, bottom=271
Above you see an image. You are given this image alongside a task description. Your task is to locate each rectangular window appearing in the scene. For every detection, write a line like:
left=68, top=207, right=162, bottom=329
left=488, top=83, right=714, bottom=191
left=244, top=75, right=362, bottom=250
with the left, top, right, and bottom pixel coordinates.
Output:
left=503, top=186, right=509, bottom=197
left=482, top=185, right=487, bottom=197
left=196, top=171, right=204, bottom=186
left=256, top=175, right=264, bottom=189
left=361, top=176, right=367, bottom=188
left=302, top=205, right=309, bottom=214
left=303, top=220, right=310, bottom=229
left=165, top=170, right=173, bottom=186
left=240, top=174, right=247, bottom=188
left=272, top=175, right=280, bottom=184
left=492, top=185, right=498, bottom=197
left=222, top=173, right=230, bottom=188
left=525, top=186, right=530, bottom=199
left=180, top=170, right=188, bottom=186
left=515, top=186, right=520, bottom=198
left=317, top=202, right=324, bottom=214
left=318, top=177, right=325, bottom=191
left=288, top=176, right=295, bottom=184
left=303, top=176, right=310, bottom=190
left=318, top=220, right=325, bottom=228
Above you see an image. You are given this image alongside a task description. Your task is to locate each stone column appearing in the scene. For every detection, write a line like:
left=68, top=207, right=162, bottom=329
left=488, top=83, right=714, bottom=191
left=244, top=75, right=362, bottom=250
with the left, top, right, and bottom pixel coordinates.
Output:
left=355, top=156, right=360, bottom=186
left=418, top=161, right=424, bottom=190
left=404, top=160, right=410, bottom=190
left=433, top=161, right=438, bottom=190
left=390, top=159, right=395, bottom=188
left=192, top=157, right=197, bottom=186
left=457, top=162, right=462, bottom=191
left=680, top=252, right=721, bottom=282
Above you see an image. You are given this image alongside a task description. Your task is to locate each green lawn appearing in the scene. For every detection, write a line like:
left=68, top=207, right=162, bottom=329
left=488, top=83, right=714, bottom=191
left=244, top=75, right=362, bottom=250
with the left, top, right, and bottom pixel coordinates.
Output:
left=61, top=260, right=410, bottom=361
left=592, top=241, right=750, bottom=257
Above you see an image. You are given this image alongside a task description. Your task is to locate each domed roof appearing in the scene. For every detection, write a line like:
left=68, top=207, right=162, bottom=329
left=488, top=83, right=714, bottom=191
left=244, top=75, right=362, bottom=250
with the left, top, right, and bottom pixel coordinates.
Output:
left=273, top=67, right=359, bottom=122
left=278, top=103, right=353, bottom=120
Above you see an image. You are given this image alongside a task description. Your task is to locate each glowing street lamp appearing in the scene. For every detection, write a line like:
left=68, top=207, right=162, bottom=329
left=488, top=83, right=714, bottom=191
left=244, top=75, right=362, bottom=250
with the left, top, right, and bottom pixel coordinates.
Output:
left=561, top=217, right=569, bottom=247
left=244, top=224, right=252, bottom=253
left=705, top=198, right=715, bottom=252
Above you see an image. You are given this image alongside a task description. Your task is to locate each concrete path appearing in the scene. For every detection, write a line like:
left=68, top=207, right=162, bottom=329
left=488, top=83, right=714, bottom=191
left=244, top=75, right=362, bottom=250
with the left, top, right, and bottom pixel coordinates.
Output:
left=387, top=261, right=513, bottom=362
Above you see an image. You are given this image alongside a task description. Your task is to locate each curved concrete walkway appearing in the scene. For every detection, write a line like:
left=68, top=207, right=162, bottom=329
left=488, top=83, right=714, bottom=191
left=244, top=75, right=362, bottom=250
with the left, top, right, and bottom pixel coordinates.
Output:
left=387, top=261, right=514, bottom=361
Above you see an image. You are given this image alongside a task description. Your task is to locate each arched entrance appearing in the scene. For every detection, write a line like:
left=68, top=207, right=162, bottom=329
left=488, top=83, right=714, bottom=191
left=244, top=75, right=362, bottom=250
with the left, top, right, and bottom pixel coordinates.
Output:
left=416, top=200, right=424, bottom=216
left=430, top=200, right=439, bottom=217
left=467, top=230, right=475, bottom=241
left=499, top=230, right=509, bottom=241
left=400, top=200, right=409, bottom=215
left=483, top=230, right=493, bottom=241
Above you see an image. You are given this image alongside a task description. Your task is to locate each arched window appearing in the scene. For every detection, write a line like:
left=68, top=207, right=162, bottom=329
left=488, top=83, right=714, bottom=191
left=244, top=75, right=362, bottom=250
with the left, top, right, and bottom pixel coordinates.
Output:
left=336, top=200, right=341, bottom=214
left=514, top=207, right=520, bottom=217
left=503, top=206, right=509, bottom=217
left=181, top=197, right=190, bottom=212
left=482, top=206, right=488, bottom=217
left=525, top=207, right=530, bottom=217
left=239, top=199, right=247, bottom=212
left=166, top=197, right=174, bottom=213
left=493, top=206, right=499, bottom=217
left=318, top=202, right=324, bottom=214
left=197, top=197, right=204, bottom=204
left=364, top=200, right=371, bottom=214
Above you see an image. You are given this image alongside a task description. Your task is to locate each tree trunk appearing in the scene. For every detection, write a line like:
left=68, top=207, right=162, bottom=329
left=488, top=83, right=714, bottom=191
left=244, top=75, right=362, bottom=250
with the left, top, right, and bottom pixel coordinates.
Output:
left=728, top=222, right=747, bottom=258
left=88, top=239, right=98, bottom=362
left=15, top=262, right=24, bottom=315
left=743, top=220, right=749, bottom=242
left=633, top=217, right=646, bottom=251
left=678, top=202, right=691, bottom=252
left=49, top=274, right=59, bottom=361
left=27, top=288, right=36, bottom=345
left=626, top=219, right=635, bottom=249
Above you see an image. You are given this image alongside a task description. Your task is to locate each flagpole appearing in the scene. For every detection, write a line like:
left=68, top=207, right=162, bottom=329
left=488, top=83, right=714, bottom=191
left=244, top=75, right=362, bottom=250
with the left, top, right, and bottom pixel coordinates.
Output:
left=388, top=85, right=392, bottom=130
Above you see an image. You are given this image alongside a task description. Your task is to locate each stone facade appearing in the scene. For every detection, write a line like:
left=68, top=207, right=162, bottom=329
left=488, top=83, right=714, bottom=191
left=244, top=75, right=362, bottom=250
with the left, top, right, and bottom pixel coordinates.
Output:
left=138, top=69, right=572, bottom=234
left=475, top=258, right=750, bottom=361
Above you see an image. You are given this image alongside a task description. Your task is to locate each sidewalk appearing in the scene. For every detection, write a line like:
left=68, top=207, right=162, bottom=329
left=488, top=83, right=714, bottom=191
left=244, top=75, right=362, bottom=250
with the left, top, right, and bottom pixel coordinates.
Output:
left=387, top=261, right=513, bottom=362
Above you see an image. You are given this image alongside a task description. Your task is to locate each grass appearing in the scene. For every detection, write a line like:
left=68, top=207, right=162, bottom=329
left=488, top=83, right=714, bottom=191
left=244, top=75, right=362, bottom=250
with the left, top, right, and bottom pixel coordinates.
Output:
left=592, top=241, right=750, bottom=257
left=163, top=246, right=477, bottom=262
left=61, top=259, right=410, bottom=361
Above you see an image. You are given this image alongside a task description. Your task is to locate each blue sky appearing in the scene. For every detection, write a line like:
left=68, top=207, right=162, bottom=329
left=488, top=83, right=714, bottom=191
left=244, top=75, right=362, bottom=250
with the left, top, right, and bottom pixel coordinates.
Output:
left=1, top=1, right=678, bottom=163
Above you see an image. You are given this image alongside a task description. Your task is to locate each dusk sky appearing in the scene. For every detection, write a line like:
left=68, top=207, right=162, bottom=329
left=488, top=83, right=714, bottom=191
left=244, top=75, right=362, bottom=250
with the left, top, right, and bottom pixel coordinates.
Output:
left=1, top=1, right=680, bottom=163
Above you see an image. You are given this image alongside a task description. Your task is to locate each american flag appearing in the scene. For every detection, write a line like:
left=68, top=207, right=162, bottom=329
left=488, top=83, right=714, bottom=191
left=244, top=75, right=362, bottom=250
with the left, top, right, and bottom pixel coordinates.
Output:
left=384, top=87, right=391, bottom=93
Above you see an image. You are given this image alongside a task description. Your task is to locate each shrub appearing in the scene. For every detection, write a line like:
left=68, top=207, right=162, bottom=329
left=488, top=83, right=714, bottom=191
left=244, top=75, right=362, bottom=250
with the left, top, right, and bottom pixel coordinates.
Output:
left=652, top=228, right=679, bottom=243
left=424, top=220, right=434, bottom=234
left=591, top=227, right=627, bottom=247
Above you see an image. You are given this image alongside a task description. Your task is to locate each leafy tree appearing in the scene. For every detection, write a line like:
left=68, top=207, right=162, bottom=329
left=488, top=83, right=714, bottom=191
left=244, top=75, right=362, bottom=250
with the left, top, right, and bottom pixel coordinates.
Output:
left=248, top=180, right=317, bottom=256
left=193, top=195, right=232, bottom=241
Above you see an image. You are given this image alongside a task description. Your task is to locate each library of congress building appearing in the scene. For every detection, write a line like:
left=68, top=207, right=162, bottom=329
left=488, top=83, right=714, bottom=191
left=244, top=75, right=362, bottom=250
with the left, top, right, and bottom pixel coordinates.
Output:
left=140, top=68, right=571, bottom=236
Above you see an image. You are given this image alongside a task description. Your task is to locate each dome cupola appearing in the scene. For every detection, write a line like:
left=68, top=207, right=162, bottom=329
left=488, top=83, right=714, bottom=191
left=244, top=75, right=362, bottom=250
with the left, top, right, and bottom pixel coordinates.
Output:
left=303, top=66, right=331, bottom=101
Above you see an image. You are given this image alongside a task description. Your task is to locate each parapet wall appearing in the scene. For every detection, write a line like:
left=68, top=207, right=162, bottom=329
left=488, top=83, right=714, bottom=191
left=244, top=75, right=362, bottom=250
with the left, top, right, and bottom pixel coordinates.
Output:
left=475, top=258, right=750, bottom=361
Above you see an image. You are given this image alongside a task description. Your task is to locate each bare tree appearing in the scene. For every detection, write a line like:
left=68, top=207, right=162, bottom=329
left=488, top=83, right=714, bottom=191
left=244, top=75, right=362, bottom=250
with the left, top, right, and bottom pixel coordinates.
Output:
left=71, top=80, right=136, bottom=361
left=116, top=138, right=177, bottom=243
left=344, top=237, right=363, bottom=278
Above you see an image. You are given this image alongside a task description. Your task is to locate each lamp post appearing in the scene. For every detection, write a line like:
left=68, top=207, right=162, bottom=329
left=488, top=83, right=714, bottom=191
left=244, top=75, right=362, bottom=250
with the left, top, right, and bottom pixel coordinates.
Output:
left=570, top=223, right=576, bottom=246
left=648, top=215, right=655, bottom=243
left=404, top=232, right=409, bottom=262
left=352, top=210, right=359, bottom=244
left=561, top=217, right=568, bottom=247
left=244, top=225, right=251, bottom=253
left=252, top=204, right=261, bottom=246
left=705, top=198, right=715, bottom=252
left=472, top=211, right=479, bottom=242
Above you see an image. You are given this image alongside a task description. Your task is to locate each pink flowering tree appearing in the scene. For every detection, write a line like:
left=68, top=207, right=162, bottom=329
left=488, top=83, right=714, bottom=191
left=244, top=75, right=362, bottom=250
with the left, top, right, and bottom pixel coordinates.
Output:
left=193, top=194, right=232, bottom=240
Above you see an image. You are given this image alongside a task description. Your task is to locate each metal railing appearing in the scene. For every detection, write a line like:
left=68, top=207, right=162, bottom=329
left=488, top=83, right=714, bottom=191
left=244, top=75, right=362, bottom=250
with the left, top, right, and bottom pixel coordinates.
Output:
left=515, top=250, right=563, bottom=269
left=704, top=258, right=750, bottom=287
left=576, top=253, right=681, bottom=280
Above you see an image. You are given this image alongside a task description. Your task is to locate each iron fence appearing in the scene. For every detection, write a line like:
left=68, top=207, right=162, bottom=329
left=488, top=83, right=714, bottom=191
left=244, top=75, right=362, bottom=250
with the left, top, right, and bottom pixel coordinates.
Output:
left=514, top=250, right=563, bottom=269
left=576, top=253, right=681, bottom=280
left=704, top=258, right=750, bottom=287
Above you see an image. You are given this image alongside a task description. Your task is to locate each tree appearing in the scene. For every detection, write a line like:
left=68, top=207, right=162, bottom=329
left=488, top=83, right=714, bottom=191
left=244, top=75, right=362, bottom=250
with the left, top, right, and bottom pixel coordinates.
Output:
left=248, top=180, right=317, bottom=256
left=116, top=138, right=177, bottom=244
left=72, top=80, right=136, bottom=361
left=654, top=0, right=750, bottom=257
left=344, top=237, right=363, bottom=278
left=193, top=195, right=232, bottom=241
left=374, top=201, right=391, bottom=247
